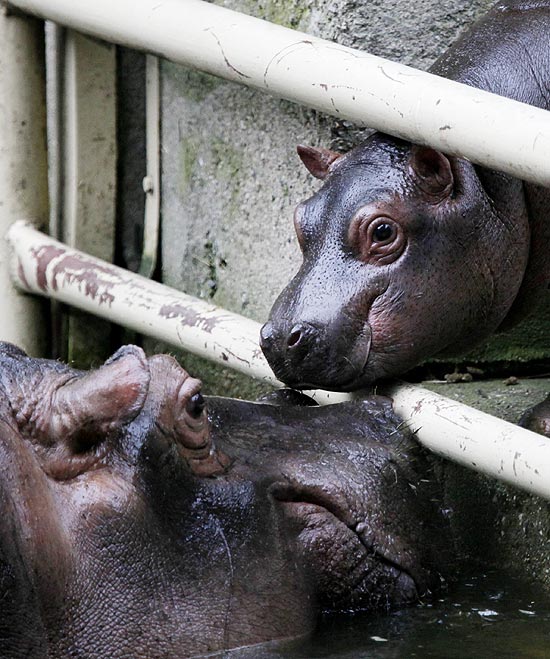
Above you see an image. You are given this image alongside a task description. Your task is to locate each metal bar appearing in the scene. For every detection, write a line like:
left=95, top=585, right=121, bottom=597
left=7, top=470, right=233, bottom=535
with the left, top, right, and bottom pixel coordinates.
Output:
left=8, top=0, right=550, bottom=186
left=139, top=54, right=160, bottom=279
left=61, top=29, right=117, bottom=365
left=6, top=221, right=365, bottom=407
left=61, top=30, right=117, bottom=259
left=381, top=382, right=550, bottom=501
left=8, top=220, right=281, bottom=386
left=9, top=222, right=550, bottom=498
left=0, top=7, right=49, bottom=355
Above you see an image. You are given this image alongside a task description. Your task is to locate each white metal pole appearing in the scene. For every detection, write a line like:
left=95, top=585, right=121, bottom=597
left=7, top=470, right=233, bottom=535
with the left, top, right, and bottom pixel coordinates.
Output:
left=381, top=382, right=550, bottom=501
left=9, top=222, right=550, bottom=498
left=0, top=6, right=49, bottom=355
left=139, top=54, right=160, bottom=279
left=8, top=0, right=550, bottom=186
left=8, top=221, right=281, bottom=386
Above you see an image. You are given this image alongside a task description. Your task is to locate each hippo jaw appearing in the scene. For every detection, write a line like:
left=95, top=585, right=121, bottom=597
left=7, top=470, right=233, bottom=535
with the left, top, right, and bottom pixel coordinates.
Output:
left=213, top=396, right=450, bottom=612
left=260, top=309, right=373, bottom=391
left=272, top=485, right=424, bottom=608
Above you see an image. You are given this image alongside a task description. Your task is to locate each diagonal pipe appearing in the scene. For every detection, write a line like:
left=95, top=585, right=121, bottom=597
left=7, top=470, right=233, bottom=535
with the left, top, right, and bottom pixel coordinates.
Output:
left=8, top=221, right=550, bottom=499
left=7, top=0, right=550, bottom=186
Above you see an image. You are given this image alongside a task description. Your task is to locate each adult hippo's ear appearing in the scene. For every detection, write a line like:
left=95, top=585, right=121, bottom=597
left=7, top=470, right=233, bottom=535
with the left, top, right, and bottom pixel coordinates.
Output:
left=408, top=145, right=454, bottom=199
left=47, top=345, right=150, bottom=450
left=24, top=345, right=151, bottom=478
left=297, top=144, right=343, bottom=179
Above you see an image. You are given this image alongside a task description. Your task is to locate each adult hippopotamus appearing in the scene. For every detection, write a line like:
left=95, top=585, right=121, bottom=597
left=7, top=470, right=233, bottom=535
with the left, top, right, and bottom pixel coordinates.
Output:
left=0, top=343, right=449, bottom=658
left=260, top=0, right=550, bottom=392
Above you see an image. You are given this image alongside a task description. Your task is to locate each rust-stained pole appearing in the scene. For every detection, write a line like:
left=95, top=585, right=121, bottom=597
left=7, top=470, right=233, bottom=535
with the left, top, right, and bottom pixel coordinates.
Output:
left=6, top=221, right=351, bottom=405
left=9, top=221, right=550, bottom=499
left=8, top=221, right=278, bottom=385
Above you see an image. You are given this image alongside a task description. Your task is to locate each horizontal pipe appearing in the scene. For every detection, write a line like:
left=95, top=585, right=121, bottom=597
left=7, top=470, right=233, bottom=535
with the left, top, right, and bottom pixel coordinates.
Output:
left=7, top=221, right=348, bottom=404
left=8, top=0, right=550, bottom=186
left=381, top=382, right=550, bottom=500
left=8, top=222, right=550, bottom=498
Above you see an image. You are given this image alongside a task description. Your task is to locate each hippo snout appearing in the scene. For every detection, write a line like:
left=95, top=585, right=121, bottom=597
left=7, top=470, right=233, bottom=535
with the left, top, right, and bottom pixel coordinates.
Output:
left=261, top=320, right=319, bottom=360
left=260, top=319, right=322, bottom=385
left=260, top=318, right=372, bottom=390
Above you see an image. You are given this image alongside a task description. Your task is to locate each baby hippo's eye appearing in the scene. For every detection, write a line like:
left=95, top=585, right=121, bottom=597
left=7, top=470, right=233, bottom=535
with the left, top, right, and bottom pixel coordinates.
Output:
left=349, top=212, right=406, bottom=265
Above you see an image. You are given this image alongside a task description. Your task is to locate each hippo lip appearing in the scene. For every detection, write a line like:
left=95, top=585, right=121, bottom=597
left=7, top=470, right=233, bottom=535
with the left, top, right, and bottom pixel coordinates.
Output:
left=283, top=370, right=369, bottom=393
left=270, top=481, right=419, bottom=589
left=279, top=363, right=369, bottom=392
left=275, top=329, right=373, bottom=392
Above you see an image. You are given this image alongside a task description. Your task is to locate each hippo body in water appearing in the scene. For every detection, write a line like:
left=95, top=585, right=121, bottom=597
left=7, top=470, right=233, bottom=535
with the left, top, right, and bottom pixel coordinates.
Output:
left=260, top=0, right=550, bottom=392
left=0, top=343, right=449, bottom=658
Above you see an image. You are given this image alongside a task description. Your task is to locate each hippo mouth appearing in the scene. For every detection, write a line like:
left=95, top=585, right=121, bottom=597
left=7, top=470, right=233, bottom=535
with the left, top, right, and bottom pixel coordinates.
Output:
left=261, top=319, right=374, bottom=393
left=274, top=351, right=373, bottom=393
left=270, top=482, right=421, bottom=609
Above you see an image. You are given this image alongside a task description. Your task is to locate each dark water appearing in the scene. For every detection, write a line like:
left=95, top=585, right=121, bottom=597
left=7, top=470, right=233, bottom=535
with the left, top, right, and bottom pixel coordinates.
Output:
left=218, top=570, right=550, bottom=659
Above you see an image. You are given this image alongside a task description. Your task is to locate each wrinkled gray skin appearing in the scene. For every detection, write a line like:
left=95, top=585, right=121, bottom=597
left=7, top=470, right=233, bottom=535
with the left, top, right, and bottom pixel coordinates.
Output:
left=0, top=343, right=449, bottom=659
left=261, top=0, right=550, bottom=391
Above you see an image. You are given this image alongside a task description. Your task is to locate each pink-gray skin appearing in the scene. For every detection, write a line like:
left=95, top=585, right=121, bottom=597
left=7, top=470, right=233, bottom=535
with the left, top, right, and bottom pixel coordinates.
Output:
left=261, top=0, right=550, bottom=394
left=0, top=343, right=450, bottom=659
left=520, top=397, right=550, bottom=438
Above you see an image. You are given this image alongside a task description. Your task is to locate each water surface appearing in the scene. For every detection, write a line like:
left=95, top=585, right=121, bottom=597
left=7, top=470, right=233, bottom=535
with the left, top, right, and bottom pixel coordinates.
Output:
left=220, top=569, right=550, bottom=659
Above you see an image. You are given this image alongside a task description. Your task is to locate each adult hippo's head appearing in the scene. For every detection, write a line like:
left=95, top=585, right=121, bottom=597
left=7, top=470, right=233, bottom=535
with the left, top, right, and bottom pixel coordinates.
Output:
left=261, top=134, right=530, bottom=390
left=0, top=343, right=449, bottom=658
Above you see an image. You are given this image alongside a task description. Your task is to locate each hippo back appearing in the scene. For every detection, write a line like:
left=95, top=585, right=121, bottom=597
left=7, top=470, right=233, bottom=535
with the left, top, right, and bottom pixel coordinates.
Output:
left=430, top=0, right=550, bottom=325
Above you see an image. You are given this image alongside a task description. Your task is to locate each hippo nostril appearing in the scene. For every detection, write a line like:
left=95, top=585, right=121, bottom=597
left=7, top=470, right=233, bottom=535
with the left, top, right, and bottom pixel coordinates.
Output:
left=186, top=392, right=206, bottom=419
left=287, top=325, right=304, bottom=349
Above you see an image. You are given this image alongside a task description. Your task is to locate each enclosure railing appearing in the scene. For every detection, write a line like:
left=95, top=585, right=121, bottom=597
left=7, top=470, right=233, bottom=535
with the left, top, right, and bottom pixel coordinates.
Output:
left=10, top=222, right=550, bottom=500
left=2, top=0, right=550, bottom=499
left=8, top=0, right=550, bottom=185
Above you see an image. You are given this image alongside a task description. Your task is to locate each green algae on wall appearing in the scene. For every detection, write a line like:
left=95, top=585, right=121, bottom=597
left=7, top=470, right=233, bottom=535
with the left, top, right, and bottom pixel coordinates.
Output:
left=223, top=0, right=312, bottom=30
left=179, top=136, right=199, bottom=193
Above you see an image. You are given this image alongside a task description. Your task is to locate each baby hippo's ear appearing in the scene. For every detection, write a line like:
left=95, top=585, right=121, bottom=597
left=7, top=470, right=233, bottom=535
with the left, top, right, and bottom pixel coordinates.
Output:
left=519, top=395, right=550, bottom=438
left=408, top=146, right=454, bottom=199
left=42, top=345, right=150, bottom=455
left=297, top=144, right=343, bottom=179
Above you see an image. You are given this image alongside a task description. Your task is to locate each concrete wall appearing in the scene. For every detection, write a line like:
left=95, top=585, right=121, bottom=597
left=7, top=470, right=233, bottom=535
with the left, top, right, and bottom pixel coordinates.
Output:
left=156, top=0, right=549, bottom=398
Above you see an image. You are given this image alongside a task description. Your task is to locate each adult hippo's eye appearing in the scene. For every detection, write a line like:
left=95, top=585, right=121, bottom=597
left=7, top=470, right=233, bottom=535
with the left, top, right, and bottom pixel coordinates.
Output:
left=349, top=213, right=406, bottom=265
left=372, top=221, right=396, bottom=243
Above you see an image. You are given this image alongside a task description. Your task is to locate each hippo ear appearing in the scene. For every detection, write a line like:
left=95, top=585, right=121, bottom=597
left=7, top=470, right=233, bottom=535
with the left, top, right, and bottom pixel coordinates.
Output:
left=46, top=345, right=150, bottom=452
left=409, top=146, right=454, bottom=198
left=297, top=144, right=343, bottom=180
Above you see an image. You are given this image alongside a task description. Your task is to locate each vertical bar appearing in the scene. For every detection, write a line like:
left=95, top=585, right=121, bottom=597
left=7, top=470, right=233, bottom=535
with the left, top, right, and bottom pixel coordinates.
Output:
left=61, top=29, right=117, bottom=365
left=0, top=5, right=48, bottom=355
left=139, top=54, right=160, bottom=278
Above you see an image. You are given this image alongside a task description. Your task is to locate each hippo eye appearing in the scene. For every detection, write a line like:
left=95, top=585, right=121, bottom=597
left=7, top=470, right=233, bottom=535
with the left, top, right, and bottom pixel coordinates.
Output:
left=372, top=222, right=396, bottom=243
left=349, top=213, right=406, bottom=265
left=186, top=392, right=206, bottom=419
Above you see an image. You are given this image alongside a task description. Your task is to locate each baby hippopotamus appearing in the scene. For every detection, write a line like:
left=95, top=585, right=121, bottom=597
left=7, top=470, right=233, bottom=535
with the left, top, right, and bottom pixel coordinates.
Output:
left=261, top=0, right=550, bottom=393
left=0, top=343, right=449, bottom=658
